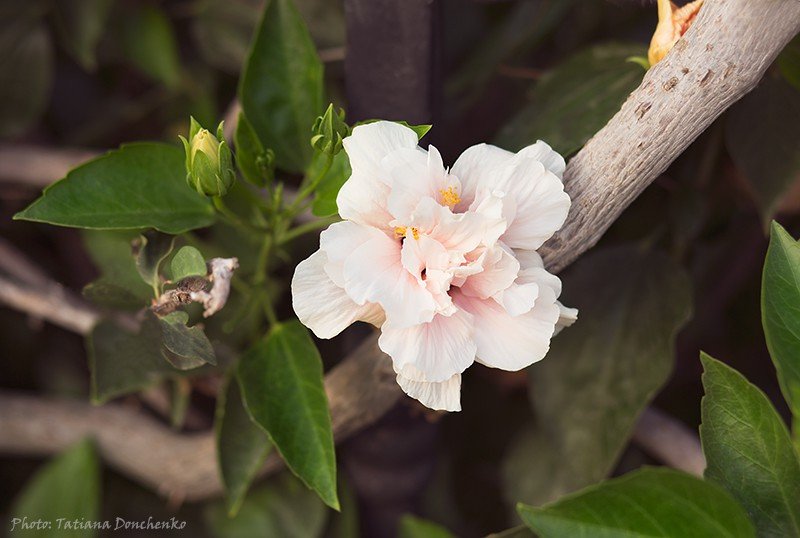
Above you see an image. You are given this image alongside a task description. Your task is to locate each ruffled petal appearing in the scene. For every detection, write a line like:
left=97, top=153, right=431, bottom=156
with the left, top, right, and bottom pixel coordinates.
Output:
left=453, top=285, right=560, bottom=371
left=451, top=143, right=515, bottom=210
left=378, top=308, right=476, bottom=383
left=499, top=158, right=570, bottom=250
left=554, top=301, right=579, bottom=336
left=291, top=250, right=381, bottom=339
left=518, top=140, right=566, bottom=179
left=396, top=369, right=462, bottom=412
left=319, top=221, right=384, bottom=287
left=343, top=231, right=437, bottom=328
left=460, top=244, right=520, bottom=299
left=335, top=170, right=394, bottom=230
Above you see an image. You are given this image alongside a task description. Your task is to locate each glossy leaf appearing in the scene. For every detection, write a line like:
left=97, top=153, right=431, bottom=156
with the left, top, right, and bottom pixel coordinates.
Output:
left=398, top=515, right=454, bottom=538
left=121, top=5, right=181, bottom=88
left=215, top=374, right=272, bottom=516
left=88, top=314, right=177, bottom=403
left=239, top=0, right=323, bottom=173
left=10, top=439, right=100, bottom=538
left=235, top=111, right=272, bottom=187
left=725, top=78, right=800, bottom=224
left=53, top=0, right=112, bottom=70
left=159, top=311, right=217, bottom=370
left=701, top=353, right=800, bottom=537
left=15, top=143, right=215, bottom=234
left=517, top=467, right=755, bottom=538
left=778, top=35, right=800, bottom=91
left=495, top=43, right=645, bottom=156
left=762, top=221, right=800, bottom=428
left=0, top=7, right=52, bottom=137
left=170, top=246, right=208, bottom=282
left=135, top=231, right=175, bottom=293
left=238, top=321, right=338, bottom=509
left=505, top=246, right=691, bottom=506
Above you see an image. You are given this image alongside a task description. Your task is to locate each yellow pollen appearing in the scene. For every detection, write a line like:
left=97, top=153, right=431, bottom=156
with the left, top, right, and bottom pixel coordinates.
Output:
left=394, top=226, right=419, bottom=240
left=439, top=186, right=461, bottom=208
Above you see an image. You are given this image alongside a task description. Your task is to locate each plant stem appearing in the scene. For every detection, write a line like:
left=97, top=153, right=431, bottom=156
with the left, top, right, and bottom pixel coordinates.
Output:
left=279, top=216, right=339, bottom=245
left=286, top=153, right=333, bottom=216
left=212, top=196, right=265, bottom=233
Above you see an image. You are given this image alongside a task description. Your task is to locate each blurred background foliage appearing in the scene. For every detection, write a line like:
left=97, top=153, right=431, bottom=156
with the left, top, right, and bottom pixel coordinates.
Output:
left=1, top=0, right=799, bottom=536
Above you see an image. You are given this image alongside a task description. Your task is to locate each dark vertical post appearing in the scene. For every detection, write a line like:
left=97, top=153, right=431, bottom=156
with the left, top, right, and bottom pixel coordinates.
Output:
left=344, top=0, right=441, bottom=126
left=341, top=2, right=443, bottom=536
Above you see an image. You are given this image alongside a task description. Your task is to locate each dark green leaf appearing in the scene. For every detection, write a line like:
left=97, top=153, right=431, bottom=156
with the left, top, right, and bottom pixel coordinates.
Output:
left=135, top=231, right=175, bottom=293
left=88, top=314, right=177, bottom=403
left=215, top=374, right=272, bottom=516
left=486, top=526, right=535, bottom=538
left=398, top=515, right=454, bottom=538
left=311, top=150, right=351, bottom=217
left=53, top=0, right=113, bottom=70
left=170, top=246, right=208, bottom=282
left=10, top=439, right=100, bottom=538
left=15, top=143, right=215, bottom=234
left=505, top=246, right=691, bottom=506
left=238, top=320, right=338, bottom=509
left=121, top=5, right=181, bottom=88
left=193, top=0, right=262, bottom=74
left=517, top=467, right=755, bottom=538
left=763, top=221, right=800, bottom=429
left=701, top=353, right=800, bottom=537
left=778, top=36, right=800, bottom=91
left=159, top=311, right=217, bottom=370
left=235, top=111, right=271, bottom=187
left=0, top=8, right=52, bottom=137
left=495, top=43, right=645, bottom=156
left=81, top=230, right=152, bottom=309
left=205, top=473, right=327, bottom=538
left=725, top=78, right=800, bottom=223
left=239, top=0, right=324, bottom=173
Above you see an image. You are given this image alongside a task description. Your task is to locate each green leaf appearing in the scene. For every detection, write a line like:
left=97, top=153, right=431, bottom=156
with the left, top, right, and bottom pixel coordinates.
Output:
left=215, top=374, right=272, bottom=516
left=778, top=36, right=800, bottom=91
left=170, top=246, right=208, bottom=282
left=239, top=0, right=324, bottom=173
left=517, top=467, right=755, bottom=538
left=238, top=320, right=338, bottom=509
left=88, top=314, right=177, bottom=403
left=53, top=0, right=113, bottom=70
left=15, top=143, right=215, bottom=234
left=700, top=353, right=800, bottom=537
left=121, top=5, right=181, bottom=88
left=235, top=111, right=271, bottom=187
left=398, top=515, right=455, bottom=538
left=192, top=0, right=261, bottom=74
left=763, top=221, right=800, bottom=431
left=205, top=473, right=327, bottom=538
left=486, top=526, right=535, bottom=538
left=725, top=78, right=800, bottom=224
left=135, top=231, right=175, bottom=293
left=397, top=122, right=432, bottom=141
left=159, top=311, right=217, bottom=370
left=311, top=150, right=351, bottom=217
left=495, top=42, right=646, bottom=156
left=0, top=7, right=53, bottom=138
left=505, top=246, right=691, bottom=506
left=10, top=439, right=100, bottom=538
left=81, top=230, right=152, bottom=309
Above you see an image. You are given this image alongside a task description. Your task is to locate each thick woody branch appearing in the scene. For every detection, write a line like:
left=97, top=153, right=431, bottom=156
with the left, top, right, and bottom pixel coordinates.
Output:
left=540, top=0, right=800, bottom=272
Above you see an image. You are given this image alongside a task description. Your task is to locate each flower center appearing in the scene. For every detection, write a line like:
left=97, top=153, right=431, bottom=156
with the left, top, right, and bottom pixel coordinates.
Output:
left=439, top=186, right=461, bottom=209
left=394, top=226, right=420, bottom=240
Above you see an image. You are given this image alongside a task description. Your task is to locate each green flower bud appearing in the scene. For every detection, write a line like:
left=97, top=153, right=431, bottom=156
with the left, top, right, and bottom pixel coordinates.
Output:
left=310, top=104, right=350, bottom=156
left=179, top=117, right=236, bottom=197
left=255, top=148, right=276, bottom=186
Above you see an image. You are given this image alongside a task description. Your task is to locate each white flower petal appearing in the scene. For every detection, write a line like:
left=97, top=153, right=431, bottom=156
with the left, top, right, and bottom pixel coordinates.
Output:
left=396, top=369, right=462, bottom=412
left=335, top=170, right=394, bottom=229
left=453, top=285, right=560, bottom=371
left=451, top=143, right=515, bottom=210
left=343, top=231, right=437, bottom=328
left=460, top=244, right=520, bottom=299
left=554, top=301, right=578, bottom=336
left=343, top=121, right=419, bottom=181
left=494, top=281, right=540, bottom=317
left=320, top=221, right=384, bottom=287
left=379, top=308, right=476, bottom=383
left=499, top=158, right=570, bottom=250
left=291, top=250, right=381, bottom=339
left=518, top=140, right=566, bottom=179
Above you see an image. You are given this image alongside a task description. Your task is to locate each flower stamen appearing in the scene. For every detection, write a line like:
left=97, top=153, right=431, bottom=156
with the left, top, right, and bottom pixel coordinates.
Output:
left=439, top=186, right=461, bottom=209
left=394, top=226, right=419, bottom=240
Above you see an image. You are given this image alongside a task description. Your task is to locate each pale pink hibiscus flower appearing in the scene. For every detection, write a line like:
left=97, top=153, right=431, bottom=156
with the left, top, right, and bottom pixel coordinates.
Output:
left=291, top=121, right=577, bottom=411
